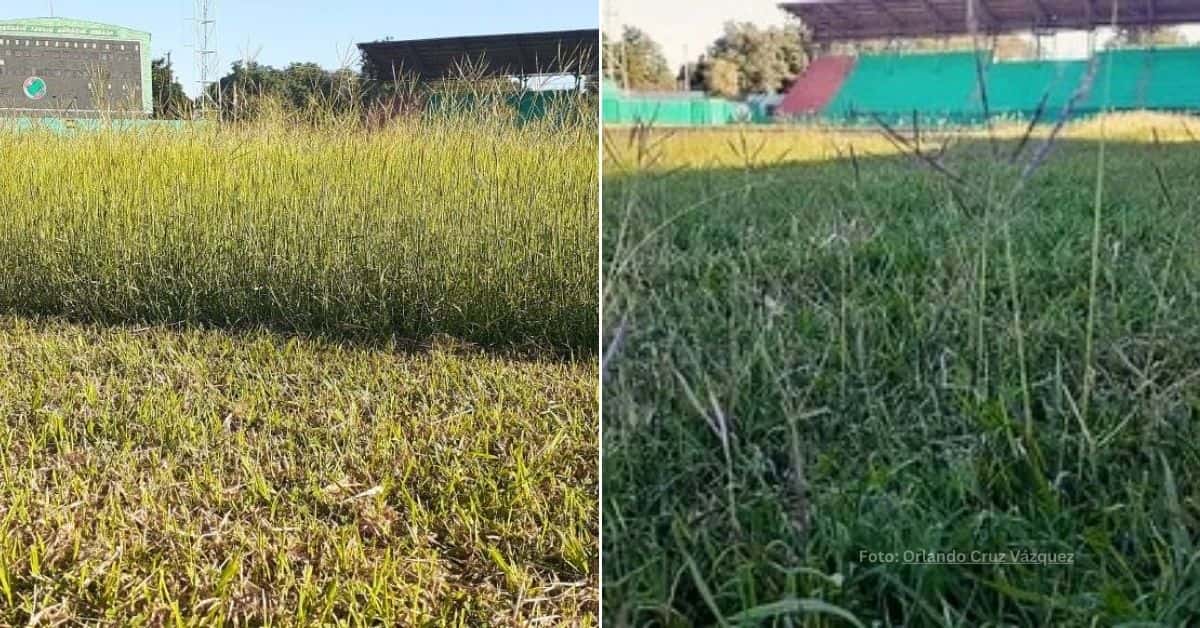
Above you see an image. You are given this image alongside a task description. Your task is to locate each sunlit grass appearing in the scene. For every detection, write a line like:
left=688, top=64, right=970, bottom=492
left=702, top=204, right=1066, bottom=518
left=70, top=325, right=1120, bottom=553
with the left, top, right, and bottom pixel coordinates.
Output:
left=603, top=111, right=1200, bottom=171
left=603, top=113, right=1200, bottom=625
left=0, top=315, right=598, bottom=625
left=0, top=97, right=599, bottom=624
left=0, top=104, right=597, bottom=351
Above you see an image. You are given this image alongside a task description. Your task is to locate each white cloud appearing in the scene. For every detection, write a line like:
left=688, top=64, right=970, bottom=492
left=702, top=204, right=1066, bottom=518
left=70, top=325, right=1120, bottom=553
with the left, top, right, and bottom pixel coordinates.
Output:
left=606, top=0, right=789, bottom=71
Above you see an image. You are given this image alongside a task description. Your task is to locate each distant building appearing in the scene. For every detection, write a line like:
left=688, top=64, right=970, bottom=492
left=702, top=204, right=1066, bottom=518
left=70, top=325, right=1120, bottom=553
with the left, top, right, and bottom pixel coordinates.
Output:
left=0, top=17, right=152, bottom=117
left=358, top=29, right=599, bottom=86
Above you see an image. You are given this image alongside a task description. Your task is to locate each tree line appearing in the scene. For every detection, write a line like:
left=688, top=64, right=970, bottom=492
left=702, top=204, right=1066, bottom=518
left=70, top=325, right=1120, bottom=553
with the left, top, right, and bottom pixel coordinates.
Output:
left=152, top=54, right=543, bottom=120
left=152, top=56, right=370, bottom=120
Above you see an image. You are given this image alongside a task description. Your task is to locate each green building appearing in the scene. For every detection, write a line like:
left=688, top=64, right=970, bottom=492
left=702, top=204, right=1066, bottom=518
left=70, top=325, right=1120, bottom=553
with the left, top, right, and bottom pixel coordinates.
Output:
left=0, top=17, right=152, bottom=117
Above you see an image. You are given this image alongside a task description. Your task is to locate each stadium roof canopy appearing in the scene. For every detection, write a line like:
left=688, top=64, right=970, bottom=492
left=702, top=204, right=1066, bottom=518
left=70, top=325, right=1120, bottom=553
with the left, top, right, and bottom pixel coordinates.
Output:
left=780, top=0, right=1200, bottom=42
left=358, top=29, right=598, bottom=81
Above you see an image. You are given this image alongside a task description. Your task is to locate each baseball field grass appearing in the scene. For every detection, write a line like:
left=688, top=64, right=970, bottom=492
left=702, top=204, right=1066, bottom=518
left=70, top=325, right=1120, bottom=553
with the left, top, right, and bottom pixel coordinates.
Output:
left=0, top=102, right=599, bottom=625
left=602, top=115, right=1200, bottom=625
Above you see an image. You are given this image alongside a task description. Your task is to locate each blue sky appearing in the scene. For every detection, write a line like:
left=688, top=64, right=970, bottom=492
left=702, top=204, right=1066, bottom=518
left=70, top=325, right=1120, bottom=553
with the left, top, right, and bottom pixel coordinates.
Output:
left=4, top=1, right=598, bottom=95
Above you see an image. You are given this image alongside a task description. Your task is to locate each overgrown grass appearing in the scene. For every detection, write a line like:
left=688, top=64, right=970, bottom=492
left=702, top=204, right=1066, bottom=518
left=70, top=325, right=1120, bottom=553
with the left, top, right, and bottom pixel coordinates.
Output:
left=603, top=116, right=1200, bottom=625
left=0, top=103, right=597, bottom=352
left=0, top=97, right=599, bottom=623
left=0, top=315, right=597, bottom=624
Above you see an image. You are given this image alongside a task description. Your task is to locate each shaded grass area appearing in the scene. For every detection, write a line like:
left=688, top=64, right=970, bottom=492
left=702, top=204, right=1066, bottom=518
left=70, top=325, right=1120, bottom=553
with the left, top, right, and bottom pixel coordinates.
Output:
left=0, top=110, right=597, bottom=352
left=603, top=128, right=1200, bottom=625
left=0, top=316, right=597, bottom=625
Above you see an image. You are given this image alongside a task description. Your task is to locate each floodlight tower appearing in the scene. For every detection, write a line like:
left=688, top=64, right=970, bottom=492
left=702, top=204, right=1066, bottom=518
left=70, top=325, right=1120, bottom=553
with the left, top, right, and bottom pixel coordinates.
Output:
left=193, top=0, right=219, bottom=116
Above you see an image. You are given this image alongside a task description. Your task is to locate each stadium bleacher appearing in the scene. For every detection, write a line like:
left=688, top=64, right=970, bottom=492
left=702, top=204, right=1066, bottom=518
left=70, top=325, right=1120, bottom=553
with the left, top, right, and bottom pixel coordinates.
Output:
left=777, top=55, right=856, bottom=115
left=821, top=51, right=984, bottom=121
left=779, top=46, right=1200, bottom=124
left=1108, top=47, right=1200, bottom=111
left=982, top=59, right=1088, bottom=120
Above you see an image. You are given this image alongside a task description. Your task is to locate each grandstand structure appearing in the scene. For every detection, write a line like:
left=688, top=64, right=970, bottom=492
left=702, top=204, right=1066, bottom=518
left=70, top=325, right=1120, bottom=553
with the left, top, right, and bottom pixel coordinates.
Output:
left=358, top=30, right=599, bottom=85
left=359, top=29, right=599, bottom=123
left=780, top=0, right=1200, bottom=42
left=777, top=0, right=1200, bottom=123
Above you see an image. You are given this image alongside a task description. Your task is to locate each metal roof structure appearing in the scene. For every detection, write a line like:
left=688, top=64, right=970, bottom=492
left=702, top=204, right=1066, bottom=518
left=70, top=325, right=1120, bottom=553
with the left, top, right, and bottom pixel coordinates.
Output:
left=780, top=0, right=1200, bottom=42
left=358, top=29, right=598, bottom=81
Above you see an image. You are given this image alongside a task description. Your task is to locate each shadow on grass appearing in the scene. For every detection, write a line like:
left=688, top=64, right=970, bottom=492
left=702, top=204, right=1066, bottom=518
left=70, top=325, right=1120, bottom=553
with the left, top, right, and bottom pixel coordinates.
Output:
left=0, top=256, right=596, bottom=360
left=602, top=135, right=1200, bottom=624
left=0, top=310, right=595, bottom=364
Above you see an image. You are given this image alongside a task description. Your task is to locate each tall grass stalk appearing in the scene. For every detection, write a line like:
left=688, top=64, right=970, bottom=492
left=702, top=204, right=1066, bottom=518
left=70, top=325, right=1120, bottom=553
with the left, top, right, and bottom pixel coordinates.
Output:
left=0, top=98, right=597, bottom=351
left=1079, top=27, right=1118, bottom=434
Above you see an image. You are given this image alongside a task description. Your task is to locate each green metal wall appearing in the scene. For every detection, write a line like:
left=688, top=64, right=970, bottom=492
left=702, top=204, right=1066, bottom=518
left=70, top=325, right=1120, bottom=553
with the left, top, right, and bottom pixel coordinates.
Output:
left=824, top=51, right=984, bottom=123
left=1131, top=47, right=1200, bottom=110
left=602, top=86, right=742, bottom=126
left=426, top=89, right=593, bottom=125
left=1, top=117, right=191, bottom=133
left=603, top=47, right=1200, bottom=128
left=982, top=59, right=1087, bottom=120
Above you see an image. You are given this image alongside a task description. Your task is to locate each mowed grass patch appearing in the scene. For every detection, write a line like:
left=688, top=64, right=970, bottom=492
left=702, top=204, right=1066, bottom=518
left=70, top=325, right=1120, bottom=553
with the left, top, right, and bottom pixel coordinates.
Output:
left=0, top=108, right=597, bottom=351
left=0, top=315, right=597, bottom=625
left=603, top=120, right=1200, bottom=625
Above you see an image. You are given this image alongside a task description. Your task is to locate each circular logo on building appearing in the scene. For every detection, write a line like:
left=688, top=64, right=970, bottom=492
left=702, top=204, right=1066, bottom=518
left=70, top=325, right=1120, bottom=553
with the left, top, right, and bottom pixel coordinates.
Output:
left=23, top=77, right=47, bottom=100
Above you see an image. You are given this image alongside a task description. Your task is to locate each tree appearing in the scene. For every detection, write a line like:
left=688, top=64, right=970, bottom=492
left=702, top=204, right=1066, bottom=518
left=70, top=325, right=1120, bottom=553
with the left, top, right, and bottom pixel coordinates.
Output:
left=604, top=26, right=674, bottom=91
left=704, top=21, right=810, bottom=96
left=1116, top=26, right=1187, bottom=47
left=702, top=57, right=740, bottom=98
left=209, top=60, right=286, bottom=118
left=677, top=60, right=702, bottom=91
left=281, top=62, right=336, bottom=109
left=151, top=57, right=190, bottom=119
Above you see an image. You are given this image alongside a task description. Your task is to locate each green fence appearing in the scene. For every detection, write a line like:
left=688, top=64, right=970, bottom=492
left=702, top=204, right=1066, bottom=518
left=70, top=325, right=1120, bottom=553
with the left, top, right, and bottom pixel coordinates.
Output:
left=0, top=117, right=193, bottom=133
left=602, top=86, right=743, bottom=126
left=426, top=89, right=593, bottom=125
left=5, top=91, right=592, bottom=133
